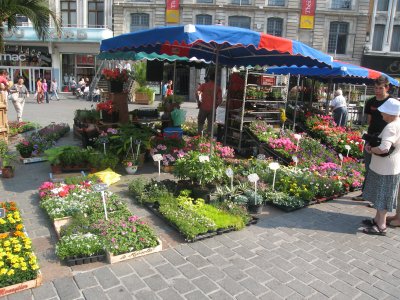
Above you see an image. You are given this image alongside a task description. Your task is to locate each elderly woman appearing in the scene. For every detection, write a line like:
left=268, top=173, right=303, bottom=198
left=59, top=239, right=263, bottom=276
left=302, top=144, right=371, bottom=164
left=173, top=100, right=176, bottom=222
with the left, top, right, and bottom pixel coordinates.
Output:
left=329, top=89, right=348, bottom=127
left=362, top=98, right=400, bottom=235
left=10, top=77, right=29, bottom=122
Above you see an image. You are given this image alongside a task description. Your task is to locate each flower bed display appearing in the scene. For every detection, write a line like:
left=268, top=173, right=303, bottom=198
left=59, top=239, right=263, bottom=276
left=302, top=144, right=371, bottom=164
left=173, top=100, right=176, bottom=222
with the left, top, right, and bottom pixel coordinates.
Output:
left=0, top=202, right=41, bottom=295
left=8, top=121, right=38, bottom=137
left=38, top=177, right=161, bottom=265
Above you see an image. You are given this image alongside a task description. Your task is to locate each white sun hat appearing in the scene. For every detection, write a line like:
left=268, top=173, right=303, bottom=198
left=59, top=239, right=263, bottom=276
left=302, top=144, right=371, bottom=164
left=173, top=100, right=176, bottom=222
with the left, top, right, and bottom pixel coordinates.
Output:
left=378, top=98, right=400, bottom=116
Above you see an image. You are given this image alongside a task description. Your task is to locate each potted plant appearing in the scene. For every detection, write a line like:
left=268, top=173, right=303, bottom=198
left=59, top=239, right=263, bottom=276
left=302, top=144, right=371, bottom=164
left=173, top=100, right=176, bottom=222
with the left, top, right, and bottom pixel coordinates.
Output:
left=102, top=68, right=130, bottom=93
left=16, top=140, right=34, bottom=158
left=123, top=140, right=142, bottom=175
left=0, top=141, right=16, bottom=178
left=135, top=86, right=155, bottom=105
left=245, top=190, right=264, bottom=214
left=96, top=100, right=119, bottom=123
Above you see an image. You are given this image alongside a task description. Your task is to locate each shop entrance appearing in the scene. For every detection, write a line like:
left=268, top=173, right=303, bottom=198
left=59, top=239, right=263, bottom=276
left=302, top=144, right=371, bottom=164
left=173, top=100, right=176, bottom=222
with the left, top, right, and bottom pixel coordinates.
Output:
left=9, top=67, right=52, bottom=92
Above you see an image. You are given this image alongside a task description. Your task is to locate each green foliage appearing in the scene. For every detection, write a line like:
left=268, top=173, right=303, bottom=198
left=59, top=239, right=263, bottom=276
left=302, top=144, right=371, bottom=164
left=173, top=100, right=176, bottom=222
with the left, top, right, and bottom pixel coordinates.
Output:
left=136, top=86, right=155, bottom=104
left=55, top=233, right=105, bottom=260
left=133, top=61, right=147, bottom=87
left=263, top=190, right=307, bottom=209
left=74, top=109, right=100, bottom=123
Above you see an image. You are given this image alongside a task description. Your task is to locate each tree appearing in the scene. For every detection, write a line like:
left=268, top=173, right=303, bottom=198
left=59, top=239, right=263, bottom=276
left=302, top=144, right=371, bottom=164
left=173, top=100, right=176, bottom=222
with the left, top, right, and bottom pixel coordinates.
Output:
left=0, top=0, right=61, bottom=52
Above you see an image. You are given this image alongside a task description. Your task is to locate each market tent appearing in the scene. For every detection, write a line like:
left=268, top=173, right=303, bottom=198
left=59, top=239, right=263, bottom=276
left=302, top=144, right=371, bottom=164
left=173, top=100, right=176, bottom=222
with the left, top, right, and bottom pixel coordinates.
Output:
left=100, top=24, right=334, bottom=153
left=266, top=60, right=399, bottom=86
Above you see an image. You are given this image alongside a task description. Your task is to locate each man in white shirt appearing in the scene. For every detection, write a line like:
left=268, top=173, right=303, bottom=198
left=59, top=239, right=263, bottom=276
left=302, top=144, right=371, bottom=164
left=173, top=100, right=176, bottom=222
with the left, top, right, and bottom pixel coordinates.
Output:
left=329, top=89, right=347, bottom=127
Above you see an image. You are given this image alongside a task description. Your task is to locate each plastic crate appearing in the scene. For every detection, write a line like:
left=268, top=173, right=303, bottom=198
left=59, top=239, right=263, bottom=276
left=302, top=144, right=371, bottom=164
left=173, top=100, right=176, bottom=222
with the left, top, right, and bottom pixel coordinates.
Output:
left=163, top=127, right=183, bottom=139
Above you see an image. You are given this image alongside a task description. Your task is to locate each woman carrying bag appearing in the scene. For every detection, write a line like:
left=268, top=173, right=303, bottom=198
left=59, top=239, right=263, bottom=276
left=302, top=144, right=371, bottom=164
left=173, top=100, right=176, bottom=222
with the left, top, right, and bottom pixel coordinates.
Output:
left=10, top=77, right=29, bottom=122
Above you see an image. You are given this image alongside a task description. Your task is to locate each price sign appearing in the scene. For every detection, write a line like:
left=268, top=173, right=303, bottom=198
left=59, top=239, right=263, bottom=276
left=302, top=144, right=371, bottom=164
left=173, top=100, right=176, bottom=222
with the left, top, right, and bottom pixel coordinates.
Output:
left=292, top=156, right=299, bottom=163
left=199, top=155, right=210, bottom=163
left=225, top=168, right=234, bottom=178
left=257, top=154, right=266, bottom=161
left=152, top=154, right=163, bottom=162
left=92, top=183, right=108, bottom=192
left=338, top=153, right=343, bottom=161
left=0, top=208, right=5, bottom=218
left=248, top=173, right=259, bottom=183
left=269, top=162, right=280, bottom=171
left=344, top=145, right=351, bottom=150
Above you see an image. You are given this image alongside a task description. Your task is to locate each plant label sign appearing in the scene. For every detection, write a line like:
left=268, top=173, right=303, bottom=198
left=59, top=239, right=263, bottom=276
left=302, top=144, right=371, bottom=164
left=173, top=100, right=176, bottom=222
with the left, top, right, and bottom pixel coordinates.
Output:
left=292, top=156, right=299, bottom=163
left=248, top=173, right=259, bottom=183
left=338, top=153, right=344, bottom=161
left=199, top=155, right=210, bottom=163
left=0, top=208, right=4, bottom=218
left=152, top=154, right=163, bottom=162
left=256, top=154, right=266, bottom=161
left=93, top=183, right=108, bottom=192
left=225, top=168, right=234, bottom=178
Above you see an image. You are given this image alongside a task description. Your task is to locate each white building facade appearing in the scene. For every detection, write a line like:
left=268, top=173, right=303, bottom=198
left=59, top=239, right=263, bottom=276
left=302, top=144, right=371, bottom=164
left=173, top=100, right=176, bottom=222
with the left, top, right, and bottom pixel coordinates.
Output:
left=2, top=0, right=113, bottom=92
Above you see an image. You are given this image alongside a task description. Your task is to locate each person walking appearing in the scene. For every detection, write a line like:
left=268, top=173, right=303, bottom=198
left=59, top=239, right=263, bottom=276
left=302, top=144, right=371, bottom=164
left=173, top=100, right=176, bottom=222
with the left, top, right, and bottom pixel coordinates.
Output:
left=36, top=78, right=44, bottom=104
left=162, top=80, right=172, bottom=100
left=43, top=78, right=49, bottom=103
left=353, top=76, right=391, bottom=201
left=50, top=78, right=60, bottom=101
left=362, top=98, right=400, bottom=235
left=329, top=89, right=347, bottom=127
left=10, top=77, right=29, bottom=122
left=196, top=71, right=222, bottom=135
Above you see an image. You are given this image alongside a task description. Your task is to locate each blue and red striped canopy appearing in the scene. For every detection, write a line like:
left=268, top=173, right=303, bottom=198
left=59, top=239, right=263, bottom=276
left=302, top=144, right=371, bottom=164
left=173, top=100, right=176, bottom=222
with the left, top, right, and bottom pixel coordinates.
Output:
left=266, top=60, right=399, bottom=86
left=100, top=24, right=333, bottom=68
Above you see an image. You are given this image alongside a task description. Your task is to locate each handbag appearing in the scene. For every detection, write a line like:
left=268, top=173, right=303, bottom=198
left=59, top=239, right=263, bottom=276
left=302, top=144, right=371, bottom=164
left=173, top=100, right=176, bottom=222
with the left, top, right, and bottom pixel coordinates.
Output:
left=11, top=92, right=19, bottom=102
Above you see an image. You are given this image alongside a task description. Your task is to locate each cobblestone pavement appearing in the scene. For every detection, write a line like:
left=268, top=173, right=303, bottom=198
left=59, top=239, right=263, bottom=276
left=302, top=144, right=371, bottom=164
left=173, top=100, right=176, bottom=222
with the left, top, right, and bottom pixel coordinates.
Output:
left=1, top=98, right=400, bottom=299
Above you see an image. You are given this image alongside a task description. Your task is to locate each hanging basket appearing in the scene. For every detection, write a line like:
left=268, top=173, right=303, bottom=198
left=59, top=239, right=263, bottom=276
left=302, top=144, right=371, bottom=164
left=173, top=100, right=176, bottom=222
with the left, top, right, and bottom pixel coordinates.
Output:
left=125, top=165, right=138, bottom=174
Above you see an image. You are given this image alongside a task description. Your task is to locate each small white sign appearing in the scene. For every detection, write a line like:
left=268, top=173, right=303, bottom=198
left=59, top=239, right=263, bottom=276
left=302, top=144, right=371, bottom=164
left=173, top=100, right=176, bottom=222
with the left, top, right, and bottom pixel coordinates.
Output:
left=199, top=155, right=210, bottom=163
left=338, top=153, right=344, bottom=161
left=257, top=154, right=266, bottom=161
left=344, top=145, right=351, bottom=150
left=248, top=173, right=259, bottom=183
left=152, top=154, right=163, bottom=162
left=93, top=183, right=108, bottom=192
left=268, top=162, right=280, bottom=171
left=292, top=156, right=299, bottom=163
left=225, top=168, right=234, bottom=178
left=293, top=134, right=302, bottom=140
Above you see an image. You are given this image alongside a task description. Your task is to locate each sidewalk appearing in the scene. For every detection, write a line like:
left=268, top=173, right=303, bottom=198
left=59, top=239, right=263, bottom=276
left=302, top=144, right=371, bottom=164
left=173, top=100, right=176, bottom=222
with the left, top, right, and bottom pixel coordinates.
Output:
left=1, top=101, right=400, bottom=299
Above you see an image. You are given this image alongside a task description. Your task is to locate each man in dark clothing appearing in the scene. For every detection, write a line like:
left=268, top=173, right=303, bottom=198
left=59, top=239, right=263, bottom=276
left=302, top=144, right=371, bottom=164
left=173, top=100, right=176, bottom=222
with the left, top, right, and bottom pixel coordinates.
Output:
left=353, top=75, right=391, bottom=201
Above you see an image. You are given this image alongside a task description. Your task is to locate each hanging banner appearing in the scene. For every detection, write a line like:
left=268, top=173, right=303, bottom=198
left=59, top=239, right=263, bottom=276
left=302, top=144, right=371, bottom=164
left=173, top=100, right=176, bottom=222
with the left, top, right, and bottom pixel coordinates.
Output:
left=300, top=0, right=316, bottom=29
left=166, top=0, right=180, bottom=23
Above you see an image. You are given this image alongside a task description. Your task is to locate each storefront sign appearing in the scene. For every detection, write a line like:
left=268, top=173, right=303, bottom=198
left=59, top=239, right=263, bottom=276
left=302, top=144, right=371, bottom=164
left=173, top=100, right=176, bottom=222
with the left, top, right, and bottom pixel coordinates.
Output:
left=1, top=46, right=51, bottom=67
left=260, top=75, right=275, bottom=86
left=166, top=0, right=180, bottom=23
left=76, top=55, right=95, bottom=66
left=0, top=53, right=26, bottom=62
left=300, top=0, right=316, bottom=29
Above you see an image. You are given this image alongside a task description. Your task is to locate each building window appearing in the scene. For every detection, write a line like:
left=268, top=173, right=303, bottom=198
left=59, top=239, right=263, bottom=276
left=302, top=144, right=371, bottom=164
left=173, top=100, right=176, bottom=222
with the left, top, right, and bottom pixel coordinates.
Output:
left=231, top=0, right=251, bottom=5
left=228, top=16, right=251, bottom=29
left=391, top=26, right=400, bottom=52
left=377, top=0, right=389, bottom=11
left=372, top=24, right=385, bottom=51
left=267, top=18, right=283, bottom=37
left=331, top=0, right=351, bottom=9
left=328, top=22, right=348, bottom=54
left=16, top=15, right=29, bottom=26
left=268, top=0, right=284, bottom=6
left=61, top=0, right=77, bottom=27
left=196, top=14, right=212, bottom=25
left=397, top=0, right=400, bottom=11
left=130, top=13, right=149, bottom=32
left=88, top=0, right=104, bottom=27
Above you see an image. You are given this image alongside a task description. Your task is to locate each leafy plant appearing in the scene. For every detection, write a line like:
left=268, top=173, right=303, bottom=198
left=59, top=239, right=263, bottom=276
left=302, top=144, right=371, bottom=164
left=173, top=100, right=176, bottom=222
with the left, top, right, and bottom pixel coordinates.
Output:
left=263, top=190, right=306, bottom=209
left=55, top=233, right=104, bottom=260
left=136, top=86, right=154, bottom=104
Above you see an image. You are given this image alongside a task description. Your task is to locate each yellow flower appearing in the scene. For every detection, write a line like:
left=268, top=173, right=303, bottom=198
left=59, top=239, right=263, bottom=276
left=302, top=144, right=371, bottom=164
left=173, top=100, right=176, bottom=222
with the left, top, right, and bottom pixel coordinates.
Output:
left=21, top=266, right=27, bottom=271
left=20, top=262, right=26, bottom=267
left=3, top=241, right=10, bottom=247
left=7, top=269, right=14, bottom=276
left=12, top=263, right=20, bottom=269
left=16, top=224, right=23, bottom=231
left=24, top=245, right=31, bottom=250
left=0, top=268, right=7, bottom=275
left=0, top=219, right=6, bottom=225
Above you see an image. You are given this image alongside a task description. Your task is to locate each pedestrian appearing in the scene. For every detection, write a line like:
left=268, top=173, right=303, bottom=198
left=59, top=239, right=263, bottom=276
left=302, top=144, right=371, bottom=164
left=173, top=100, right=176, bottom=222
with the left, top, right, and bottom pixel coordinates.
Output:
left=36, top=78, right=44, bottom=104
left=10, top=77, right=29, bottom=122
left=43, top=78, right=49, bottom=103
left=0, top=70, right=9, bottom=87
left=362, top=98, right=400, bottom=235
left=162, top=79, right=172, bottom=100
left=353, top=76, right=391, bottom=201
left=50, top=78, right=60, bottom=101
left=329, top=89, right=347, bottom=127
left=166, top=84, right=173, bottom=97
left=196, top=71, right=222, bottom=135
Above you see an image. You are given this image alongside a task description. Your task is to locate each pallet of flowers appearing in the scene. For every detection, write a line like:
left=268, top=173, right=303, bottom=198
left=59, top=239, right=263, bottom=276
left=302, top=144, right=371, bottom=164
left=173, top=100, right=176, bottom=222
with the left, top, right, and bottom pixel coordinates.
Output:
left=0, top=201, right=41, bottom=297
left=38, top=176, right=161, bottom=265
left=8, top=121, right=38, bottom=137
left=15, top=123, right=70, bottom=163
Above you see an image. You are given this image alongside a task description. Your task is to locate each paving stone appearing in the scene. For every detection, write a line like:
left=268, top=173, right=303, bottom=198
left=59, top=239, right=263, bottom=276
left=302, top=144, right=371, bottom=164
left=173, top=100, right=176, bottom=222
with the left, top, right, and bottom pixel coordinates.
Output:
left=32, top=282, right=58, bottom=300
left=269, top=256, right=296, bottom=272
left=350, top=260, right=378, bottom=274
left=171, top=277, right=196, bottom=294
left=307, top=292, right=329, bottom=300
left=175, top=244, right=197, bottom=257
left=184, top=290, right=209, bottom=300
left=367, top=259, right=394, bottom=273
left=8, top=290, right=31, bottom=300
left=200, top=236, right=224, bottom=249
left=155, top=262, right=180, bottom=279
left=231, top=246, right=256, bottom=259
left=93, top=267, right=120, bottom=290
left=200, top=265, right=226, bottom=281
left=143, top=274, right=169, bottom=292
left=373, top=270, right=400, bottom=287
left=332, top=270, right=362, bottom=286
left=234, top=290, right=260, bottom=300
left=288, top=267, right=315, bottom=285
left=134, top=289, right=160, bottom=300
left=350, top=268, right=379, bottom=285
left=270, top=248, right=296, bottom=261
left=208, top=289, right=235, bottom=300
left=217, top=277, right=245, bottom=296
left=53, top=277, right=81, bottom=300
left=191, top=276, right=219, bottom=294
left=189, top=241, right=214, bottom=257
left=287, top=279, right=317, bottom=297
left=373, top=280, right=400, bottom=298
left=73, top=273, right=98, bottom=290
left=161, top=248, right=186, bottom=266
left=82, top=286, right=108, bottom=300
left=311, top=259, right=338, bottom=273
left=227, top=257, right=253, bottom=270
left=248, top=256, right=274, bottom=270
left=258, top=290, right=284, bottom=300
left=178, top=263, right=203, bottom=279
left=309, top=279, right=339, bottom=298
left=106, top=285, right=133, bottom=300
left=357, top=282, right=390, bottom=299
left=206, top=254, right=230, bottom=267
left=222, top=265, right=248, bottom=281
left=157, top=288, right=185, bottom=300
left=109, top=261, right=134, bottom=277
left=286, top=292, right=308, bottom=300
left=120, top=273, right=147, bottom=292
left=129, top=259, right=156, bottom=277
left=239, top=277, right=268, bottom=297
left=144, top=252, right=167, bottom=267
left=331, top=280, right=361, bottom=298
left=268, top=267, right=295, bottom=284
left=214, top=235, right=239, bottom=248
left=264, top=279, right=295, bottom=298
left=214, top=246, right=236, bottom=258
left=308, top=268, right=337, bottom=284
left=186, top=254, right=210, bottom=268
left=244, top=266, right=273, bottom=284
left=237, top=238, right=261, bottom=251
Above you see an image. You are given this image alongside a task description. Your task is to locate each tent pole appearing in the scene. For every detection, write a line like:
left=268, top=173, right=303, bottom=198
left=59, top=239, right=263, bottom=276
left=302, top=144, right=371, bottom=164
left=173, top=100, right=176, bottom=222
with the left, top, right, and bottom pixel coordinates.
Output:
left=173, top=61, right=177, bottom=102
left=292, top=75, right=301, bottom=131
left=210, top=47, right=220, bottom=156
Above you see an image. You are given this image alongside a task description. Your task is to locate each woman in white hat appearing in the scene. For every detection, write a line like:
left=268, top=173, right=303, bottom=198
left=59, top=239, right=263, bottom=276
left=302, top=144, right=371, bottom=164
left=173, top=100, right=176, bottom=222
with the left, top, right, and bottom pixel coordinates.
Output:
left=362, top=98, right=400, bottom=235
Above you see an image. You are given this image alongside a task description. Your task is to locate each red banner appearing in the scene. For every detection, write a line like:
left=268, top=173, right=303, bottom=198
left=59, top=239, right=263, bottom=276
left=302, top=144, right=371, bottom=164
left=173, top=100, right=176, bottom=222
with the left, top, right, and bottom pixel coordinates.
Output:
left=166, top=0, right=179, bottom=23
left=300, top=0, right=316, bottom=29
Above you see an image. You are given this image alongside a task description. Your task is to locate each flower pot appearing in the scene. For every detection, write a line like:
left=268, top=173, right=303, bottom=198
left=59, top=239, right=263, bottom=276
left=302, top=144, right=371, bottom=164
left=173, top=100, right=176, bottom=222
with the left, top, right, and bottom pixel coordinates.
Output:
left=51, top=164, right=62, bottom=174
left=2, top=166, right=14, bottom=178
left=248, top=204, right=263, bottom=214
left=161, top=165, right=174, bottom=173
left=125, top=165, right=138, bottom=174
left=110, top=81, right=124, bottom=93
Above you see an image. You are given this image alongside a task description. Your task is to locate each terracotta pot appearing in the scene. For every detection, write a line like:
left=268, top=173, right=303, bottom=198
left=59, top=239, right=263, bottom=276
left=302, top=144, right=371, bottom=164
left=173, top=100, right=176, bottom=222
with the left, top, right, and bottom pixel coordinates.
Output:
left=2, top=166, right=14, bottom=178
